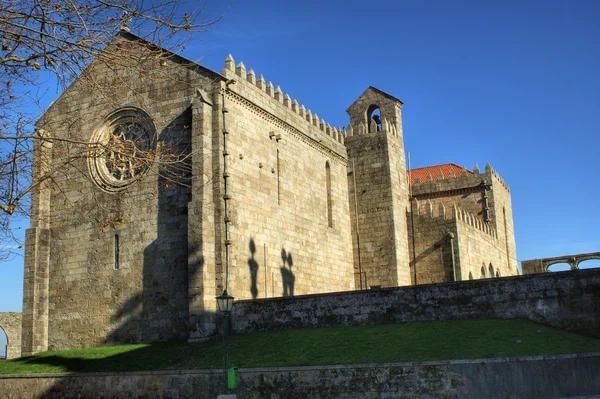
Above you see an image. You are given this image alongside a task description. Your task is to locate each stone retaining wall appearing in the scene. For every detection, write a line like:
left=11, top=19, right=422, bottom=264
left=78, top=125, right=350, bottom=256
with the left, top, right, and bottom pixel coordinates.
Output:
left=233, top=268, right=600, bottom=338
left=1, top=353, right=599, bottom=398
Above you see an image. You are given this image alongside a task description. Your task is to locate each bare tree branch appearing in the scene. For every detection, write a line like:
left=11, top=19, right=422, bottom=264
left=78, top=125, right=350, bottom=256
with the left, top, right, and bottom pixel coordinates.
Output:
left=0, top=0, right=226, bottom=259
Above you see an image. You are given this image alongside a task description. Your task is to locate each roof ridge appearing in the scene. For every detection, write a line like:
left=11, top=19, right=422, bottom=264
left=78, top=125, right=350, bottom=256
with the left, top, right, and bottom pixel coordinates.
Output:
left=408, top=163, right=467, bottom=172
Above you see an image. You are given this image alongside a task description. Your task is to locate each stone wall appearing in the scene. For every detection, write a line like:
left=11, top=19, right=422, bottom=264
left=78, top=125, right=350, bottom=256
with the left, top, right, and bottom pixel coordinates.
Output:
left=1, top=353, right=599, bottom=398
left=487, top=165, right=518, bottom=275
left=0, top=312, right=21, bottom=359
left=345, top=87, right=411, bottom=289
left=25, top=33, right=221, bottom=353
left=232, top=268, right=600, bottom=338
left=220, top=62, right=355, bottom=300
left=408, top=213, right=457, bottom=284
left=346, top=133, right=403, bottom=288
left=408, top=200, right=511, bottom=283
left=455, top=216, right=508, bottom=280
left=409, top=163, right=517, bottom=280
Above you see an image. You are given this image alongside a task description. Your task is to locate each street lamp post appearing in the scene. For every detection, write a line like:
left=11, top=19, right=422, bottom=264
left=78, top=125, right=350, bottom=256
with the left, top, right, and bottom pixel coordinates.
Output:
left=216, top=290, right=235, bottom=374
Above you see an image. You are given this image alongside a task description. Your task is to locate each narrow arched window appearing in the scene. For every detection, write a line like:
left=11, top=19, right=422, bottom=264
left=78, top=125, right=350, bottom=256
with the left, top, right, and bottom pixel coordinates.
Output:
left=489, top=263, right=495, bottom=277
left=481, top=265, right=487, bottom=279
left=326, top=161, right=333, bottom=228
left=114, top=234, right=120, bottom=270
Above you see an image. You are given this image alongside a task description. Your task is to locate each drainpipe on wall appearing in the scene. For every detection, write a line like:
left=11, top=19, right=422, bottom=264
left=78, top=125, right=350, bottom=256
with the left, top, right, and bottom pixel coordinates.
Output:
left=351, top=160, right=364, bottom=290
left=410, top=199, right=417, bottom=285
left=222, top=79, right=235, bottom=292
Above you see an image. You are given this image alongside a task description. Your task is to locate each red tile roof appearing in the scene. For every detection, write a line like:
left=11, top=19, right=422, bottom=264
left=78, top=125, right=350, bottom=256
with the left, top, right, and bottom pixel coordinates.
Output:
left=409, top=163, right=472, bottom=184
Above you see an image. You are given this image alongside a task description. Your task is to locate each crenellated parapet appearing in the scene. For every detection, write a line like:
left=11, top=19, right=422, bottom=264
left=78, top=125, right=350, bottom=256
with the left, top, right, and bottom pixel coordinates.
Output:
left=221, top=55, right=346, bottom=150
left=410, top=164, right=487, bottom=198
left=344, top=115, right=399, bottom=137
left=411, top=199, right=498, bottom=239
left=410, top=163, right=472, bottom=185
left=409, top=161, right=512, bottom=198
left=484, top=162, right=510, bottom=192
left=452, top=204, right=498, bottom=238
left=409, top=162, right=508, bottom=191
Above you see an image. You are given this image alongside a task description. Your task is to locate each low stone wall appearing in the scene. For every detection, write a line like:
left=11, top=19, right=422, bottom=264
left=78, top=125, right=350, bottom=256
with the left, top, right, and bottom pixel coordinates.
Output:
left=0, top=312, right=22, bottom=359
left=1, top=353, right=599, bottom=398
left=233, top=268, right=600, bottom=338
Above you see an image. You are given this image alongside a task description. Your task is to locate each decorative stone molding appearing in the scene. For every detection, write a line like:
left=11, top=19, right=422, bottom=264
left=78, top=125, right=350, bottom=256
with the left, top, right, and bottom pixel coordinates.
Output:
left=87, top=107, right=156, bottom=192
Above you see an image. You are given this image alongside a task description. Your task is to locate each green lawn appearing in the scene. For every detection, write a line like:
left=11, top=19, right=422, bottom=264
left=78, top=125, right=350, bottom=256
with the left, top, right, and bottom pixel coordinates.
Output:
left=2, top=319, right=600, bottom=375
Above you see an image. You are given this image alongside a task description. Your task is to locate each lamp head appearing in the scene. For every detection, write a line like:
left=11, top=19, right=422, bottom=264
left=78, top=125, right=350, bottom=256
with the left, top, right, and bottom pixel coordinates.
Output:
left=216, top=290, right=235, bottom=313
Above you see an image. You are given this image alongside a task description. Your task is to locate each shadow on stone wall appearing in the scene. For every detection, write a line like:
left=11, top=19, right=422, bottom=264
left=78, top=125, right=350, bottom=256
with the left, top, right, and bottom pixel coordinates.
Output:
left=411, top=238, right=453, bottom=284
left=20, top=106, right=227, bottom=396
left=104, top=108, right=192, bottom=345
left=248, top=238, right=259, bottom=299
left=280, top=247, right=295, bottom=297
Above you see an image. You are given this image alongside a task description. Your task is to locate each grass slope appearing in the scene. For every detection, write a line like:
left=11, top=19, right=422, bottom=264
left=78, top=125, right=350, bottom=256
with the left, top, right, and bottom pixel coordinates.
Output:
left=1, top=319, right=600, bottom=375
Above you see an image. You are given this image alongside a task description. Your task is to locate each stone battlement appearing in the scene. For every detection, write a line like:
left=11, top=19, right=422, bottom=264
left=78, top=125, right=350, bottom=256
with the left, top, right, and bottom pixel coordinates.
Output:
left=411, top=162, right=509, bottom=197
left=345, top=117, right=399, bottom=137
left=411, top=162, right=507, bottom=188
left=453, top=204, right=497, bottom=238
left=221, top=55, right=346, bottom=147
left=412, top=199, right=497, bottom=238
left=484, top=162, right=510, bottom=192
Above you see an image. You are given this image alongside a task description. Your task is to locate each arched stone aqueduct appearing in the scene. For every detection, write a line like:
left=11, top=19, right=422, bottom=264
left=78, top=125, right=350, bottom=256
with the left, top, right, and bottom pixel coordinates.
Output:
left=521, top=252, right=600, bottom=274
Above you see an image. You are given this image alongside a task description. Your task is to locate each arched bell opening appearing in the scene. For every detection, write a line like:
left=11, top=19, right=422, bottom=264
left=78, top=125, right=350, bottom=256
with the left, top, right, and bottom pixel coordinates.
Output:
left=366, top=104, right=382, bottom=133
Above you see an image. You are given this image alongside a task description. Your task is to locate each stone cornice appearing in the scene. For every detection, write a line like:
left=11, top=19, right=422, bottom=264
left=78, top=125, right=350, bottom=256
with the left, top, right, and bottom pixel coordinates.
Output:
left=224, top=90, right=348, bottom=165
left=411, top=183, right=488, bottom=199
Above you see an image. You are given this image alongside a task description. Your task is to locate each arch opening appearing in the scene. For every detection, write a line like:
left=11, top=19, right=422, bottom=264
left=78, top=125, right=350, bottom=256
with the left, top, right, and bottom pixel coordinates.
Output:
left=480, top=265, right=487, bottom=279
left=489, top=263, right=495, bottom=277
left=547, top=262, right=571, bottom=272
left=577, top=259, right=600, bottom=270
left=0, top=326, right=7, bottom=360
left=366, top=104, right=382, bottom=133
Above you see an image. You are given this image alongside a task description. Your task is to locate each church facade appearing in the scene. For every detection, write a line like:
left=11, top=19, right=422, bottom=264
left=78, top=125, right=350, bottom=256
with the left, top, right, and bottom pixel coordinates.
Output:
left=21, top=32, right=518, bottom=355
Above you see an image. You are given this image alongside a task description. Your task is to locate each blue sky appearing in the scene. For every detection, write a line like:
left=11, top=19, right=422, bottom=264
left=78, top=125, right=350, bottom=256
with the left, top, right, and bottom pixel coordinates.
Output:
left=1, top=0, right=599, bottom=311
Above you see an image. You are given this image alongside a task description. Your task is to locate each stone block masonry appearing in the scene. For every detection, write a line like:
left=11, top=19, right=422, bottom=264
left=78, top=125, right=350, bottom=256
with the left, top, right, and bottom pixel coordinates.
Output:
left=1, top=353, right=599, bottom=398
left=0, top=312, right=21, bottom=359
left=232, top=268, right=600, bottom=339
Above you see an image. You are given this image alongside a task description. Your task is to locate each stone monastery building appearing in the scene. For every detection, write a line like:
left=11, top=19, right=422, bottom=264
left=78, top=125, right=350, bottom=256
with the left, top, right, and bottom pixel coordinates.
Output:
left=22, top=32, right=518, bottom=356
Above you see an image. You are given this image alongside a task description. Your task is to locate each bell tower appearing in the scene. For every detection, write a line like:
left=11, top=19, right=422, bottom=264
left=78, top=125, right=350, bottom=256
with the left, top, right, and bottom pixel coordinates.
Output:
left=345, top=87, right=411, bottom=288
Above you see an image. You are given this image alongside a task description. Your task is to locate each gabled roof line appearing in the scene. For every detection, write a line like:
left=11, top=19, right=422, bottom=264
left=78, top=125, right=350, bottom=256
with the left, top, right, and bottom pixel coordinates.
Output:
left=37, top=30, right=225, bottom=127
left=368, top=86, right=404, bottom=105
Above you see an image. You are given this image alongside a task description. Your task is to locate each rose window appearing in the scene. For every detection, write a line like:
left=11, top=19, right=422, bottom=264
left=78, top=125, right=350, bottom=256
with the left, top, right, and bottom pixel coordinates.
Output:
left=88, top=108, right=156, bottom=192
